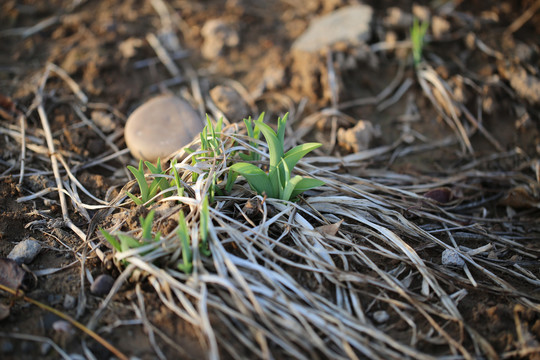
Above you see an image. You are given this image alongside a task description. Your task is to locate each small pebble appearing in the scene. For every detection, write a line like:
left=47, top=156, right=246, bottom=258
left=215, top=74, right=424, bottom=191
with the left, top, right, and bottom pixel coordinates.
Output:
left=442, top=249, right=465, bottom=267
left=7, top=239, right=42, bottom=264
left=124, top=95, right=204, bottom=162
left=373, top=310, right=390, bottom=324
left=52, top=320, right=74, bottom=335
left=63, top=294, right=76, bottom=310
left=292, top=5, right=373, bottom=53
left=90, top=274, right=115, bottom=296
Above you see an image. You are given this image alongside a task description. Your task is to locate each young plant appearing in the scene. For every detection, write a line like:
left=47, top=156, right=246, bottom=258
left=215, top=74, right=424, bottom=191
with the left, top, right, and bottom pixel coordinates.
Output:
left=226, top=113, right=324, bottom=201
left=238, top=114, right=263, bottom=161
left=126, top=158, right=170, bottom=206
left=199, top=195, right=211, bottom=256
left=184, top=116, right=224, bottom=182
left=176, top=210, right=192, bottom=274
left=411, top=17, right=429, bottom=67
left=100, top=210, right=161, bottom=265
left=175, top=196, right=211, bottom=273
left=169, top=159, right=185, bottom=198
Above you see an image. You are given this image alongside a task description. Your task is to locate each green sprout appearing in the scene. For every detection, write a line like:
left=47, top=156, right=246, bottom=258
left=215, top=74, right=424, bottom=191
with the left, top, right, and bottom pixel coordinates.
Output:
left=185, top=116, right=224, bottom=182
left=411, top=17, right=429, bottom=67
left=239, top=114, right=263, bottom=161
left=169, top=158, right=185, bottom=198
left=176, top=210, right=192, bottom=274
left=126, top=158, right=170, bottom=206
left=199, top=195, right=211, bottom=256
left=100, top=210, right=161, bottom=265
left=226, top=113, right=324, bottom=201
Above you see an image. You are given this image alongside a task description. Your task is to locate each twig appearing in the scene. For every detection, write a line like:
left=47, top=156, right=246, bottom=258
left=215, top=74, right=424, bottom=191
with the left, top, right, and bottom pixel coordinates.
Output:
left=146, top=33, right=181, bottom=77
left=505, top=0, right=540, bottom=35
left=18, top=114, right=27, bottom=184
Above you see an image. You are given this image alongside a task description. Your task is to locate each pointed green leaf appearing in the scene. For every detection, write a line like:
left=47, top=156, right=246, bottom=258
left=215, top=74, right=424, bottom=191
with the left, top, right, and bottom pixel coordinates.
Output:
left=144, top=158, right=164, bottom=175
left=127, top=161, right=149, bottom=201
left=283, top=142, right=321, bottom=171
left=117, top=233, right=141, bottom=252
left=290, top=177, right=325, bottom=198
left=215, top=116, right=223, bottom=132
left=170, top=160, right=185, bottom=197
left=277, top=113, right=288, bottom=149
left=200, top=196, right=209, bottom=248
left=126, top=191, right=143, bottom=206
left=140, top=210, right=155, bottom=241
left=225, top=169, right=240, bottom=193
left=255, top=121, right=283, bottom=168
left=229, top=162, right=275, bottom=197
left=100, top=228, right=121, bottom=252
left=282, top=175, right=304, bottom=201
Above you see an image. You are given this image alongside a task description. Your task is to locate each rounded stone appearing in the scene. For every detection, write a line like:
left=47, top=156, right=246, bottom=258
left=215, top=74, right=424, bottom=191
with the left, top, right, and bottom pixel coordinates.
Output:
left=125, top=95, right=204, bottom=162
left=90, top=274, right=115, bottom=296
left=7, top=239, right=42, bottom=265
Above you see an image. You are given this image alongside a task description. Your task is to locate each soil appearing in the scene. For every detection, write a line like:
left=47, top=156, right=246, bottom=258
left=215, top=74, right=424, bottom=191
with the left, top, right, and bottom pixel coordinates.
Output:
left=1, top=0, right=540, bottom=359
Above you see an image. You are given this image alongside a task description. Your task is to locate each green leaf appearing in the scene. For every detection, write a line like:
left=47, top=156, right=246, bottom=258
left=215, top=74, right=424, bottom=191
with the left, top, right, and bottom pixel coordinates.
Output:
left=126, top=191, right=143, bottom=206
left=127, top=160, right=149, bottom=202
left=267, top=166, right=280, bottom=199
left=215, top=116, right=223, bottom=133
left=117, top=233, right=142, bottom=252
left=177, top=211, right=193, bottom=273
left=200, top=196, right=211, bottom=256
left=290, top=177, right=325, bottom=199
left=170, top=160, right=185, bottom=197
left=100, top=228, right=121, bottom=252
left=140, top=210, right=155, bottom=241
left=229, top=162, right=275, bottom=198
left=283, top=142, right=321, bottom=172
left=281, top=175, right=304, bottom=201
left=144, top=158, right=164, bottom=175
left=225, top=169, right=240, bottom=193
left=277, top=113, right=288, bottom=149
left=255, top=121, right=283, bottom=169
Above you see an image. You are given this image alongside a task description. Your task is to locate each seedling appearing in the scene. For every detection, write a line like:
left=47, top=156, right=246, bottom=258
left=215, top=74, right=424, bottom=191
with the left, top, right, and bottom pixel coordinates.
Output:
left=100, top=210, right=161, bottom=265
left=199, top=195, right=211, bottom=256
left=226, top=113, right=324, bottom=201
left=176, top=210, right=192, bottom=273
left=126, top=158, right=170, bottom=205
left=185, top=116, right=224, bottom=182
left=238, top=114, right=263, bottom=161
left=411, top=17, right=429, bottom=67
left=175, top=196, right=211, bottom=273
left=169, top=159, right=185, bottom=198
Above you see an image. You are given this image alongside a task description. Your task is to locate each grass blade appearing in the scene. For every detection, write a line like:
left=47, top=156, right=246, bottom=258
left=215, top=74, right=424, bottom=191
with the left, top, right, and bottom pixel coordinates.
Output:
left=99, top=228, right=121, bottom=252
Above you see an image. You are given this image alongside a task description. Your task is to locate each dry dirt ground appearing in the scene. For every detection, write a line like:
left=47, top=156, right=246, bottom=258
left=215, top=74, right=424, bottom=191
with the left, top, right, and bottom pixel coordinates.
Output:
left=1, top=0, right=540, bottom=359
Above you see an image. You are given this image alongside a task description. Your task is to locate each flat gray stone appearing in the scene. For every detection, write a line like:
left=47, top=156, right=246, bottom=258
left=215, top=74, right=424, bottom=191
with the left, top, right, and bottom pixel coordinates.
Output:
left=292, top=5, right=373, bottom=53
left=125, top=95, right=204, bottom=162
left=441, top=249, right=465, bottom=267
left=7, top=239, right=41, bottom=264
